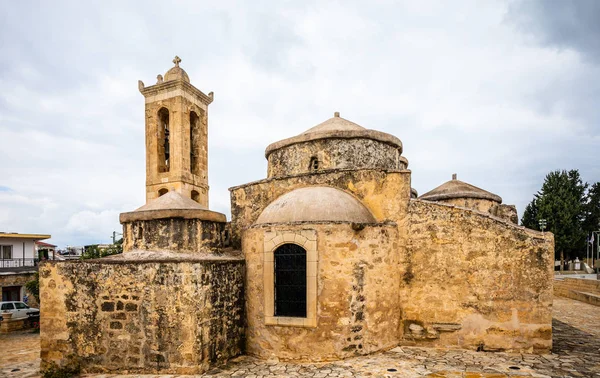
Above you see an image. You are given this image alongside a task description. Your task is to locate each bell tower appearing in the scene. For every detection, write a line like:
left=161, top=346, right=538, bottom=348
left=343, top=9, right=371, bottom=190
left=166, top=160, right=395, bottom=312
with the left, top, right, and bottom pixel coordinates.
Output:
left=138, top=56, right=214, bottom=206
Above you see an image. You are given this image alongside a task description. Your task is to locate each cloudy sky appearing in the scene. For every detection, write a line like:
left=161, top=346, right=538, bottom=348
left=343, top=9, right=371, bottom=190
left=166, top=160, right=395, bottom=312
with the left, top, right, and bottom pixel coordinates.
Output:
left=1, top=0, right=599, bottom=248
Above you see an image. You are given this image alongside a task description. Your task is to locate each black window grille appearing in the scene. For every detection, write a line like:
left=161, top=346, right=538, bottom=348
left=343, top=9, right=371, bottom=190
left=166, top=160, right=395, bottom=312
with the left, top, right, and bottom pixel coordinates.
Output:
left=274, top=243, right=307, bottom=317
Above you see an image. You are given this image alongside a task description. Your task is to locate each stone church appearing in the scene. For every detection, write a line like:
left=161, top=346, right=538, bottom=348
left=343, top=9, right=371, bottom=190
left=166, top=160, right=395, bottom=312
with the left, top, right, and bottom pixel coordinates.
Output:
left=39, top=58, right=554, bottom=374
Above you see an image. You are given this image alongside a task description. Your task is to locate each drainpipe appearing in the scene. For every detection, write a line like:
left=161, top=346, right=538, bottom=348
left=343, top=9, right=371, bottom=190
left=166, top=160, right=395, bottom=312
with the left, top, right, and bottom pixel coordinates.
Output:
left=23, top=242, right=25, bottom=267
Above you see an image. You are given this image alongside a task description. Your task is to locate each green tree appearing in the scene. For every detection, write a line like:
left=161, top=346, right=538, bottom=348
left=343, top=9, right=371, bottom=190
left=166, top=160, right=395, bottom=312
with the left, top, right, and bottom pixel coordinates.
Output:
left=584, top=182, right=600, bottom=232
left=81, top=240, right=123, bottom=260
left=583, top=182, right=600, bottom=262
left=521, top=200, right=539, bottom=230
left=521, top=170, right=588, bottom=262
left=25, top=272, right=40, bottom=304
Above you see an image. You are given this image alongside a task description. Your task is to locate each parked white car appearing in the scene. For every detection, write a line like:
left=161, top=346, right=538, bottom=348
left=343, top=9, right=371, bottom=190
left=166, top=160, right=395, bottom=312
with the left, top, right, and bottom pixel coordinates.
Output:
left=0, top=301, right=39, bottom=319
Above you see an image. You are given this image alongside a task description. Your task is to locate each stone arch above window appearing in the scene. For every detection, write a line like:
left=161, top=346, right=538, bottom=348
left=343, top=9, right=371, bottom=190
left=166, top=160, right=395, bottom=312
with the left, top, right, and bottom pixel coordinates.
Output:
left=263, top=229, right=317, bottom=327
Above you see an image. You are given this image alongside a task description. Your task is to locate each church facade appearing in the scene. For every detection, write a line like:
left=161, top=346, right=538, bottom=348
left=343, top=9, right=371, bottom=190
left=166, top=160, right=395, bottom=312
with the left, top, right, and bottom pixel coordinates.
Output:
left=39, top=58, right=554, bottom=374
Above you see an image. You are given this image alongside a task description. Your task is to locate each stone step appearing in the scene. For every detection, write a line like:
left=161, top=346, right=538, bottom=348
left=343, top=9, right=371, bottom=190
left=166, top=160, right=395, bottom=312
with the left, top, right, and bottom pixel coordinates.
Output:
left=553, top=278, right=600, bottom=295
left=554, top=287, right=600, bottom=307
left=553, top=278, right=600, bottom=306
left=569, top=290, right=600, bottom=307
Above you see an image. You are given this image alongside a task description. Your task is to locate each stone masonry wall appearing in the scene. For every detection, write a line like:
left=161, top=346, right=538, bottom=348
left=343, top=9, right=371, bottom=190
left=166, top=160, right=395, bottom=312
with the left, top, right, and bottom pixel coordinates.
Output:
left=437, top=198, right=498, bottom=215
left=122, top=218, right=228, bottom=254
left=402, top=200, right=554, bottom=353
left=230, top=169, right=411, bottom=249
left=244, top=222, right=401, bottom=361
left=496, top=204, right=518, bottom=224
left=39, top=259, right=244, bottom=374
left=0, top=272, right=39, bottom=309
left=267, top=139, right=404, bottom=178
left=436, top=199, right=519, bottom=224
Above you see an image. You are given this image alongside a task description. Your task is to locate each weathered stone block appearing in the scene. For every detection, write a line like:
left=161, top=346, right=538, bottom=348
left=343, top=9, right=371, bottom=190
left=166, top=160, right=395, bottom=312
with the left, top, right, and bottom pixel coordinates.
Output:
left=39, top=258, right=245, bottom=374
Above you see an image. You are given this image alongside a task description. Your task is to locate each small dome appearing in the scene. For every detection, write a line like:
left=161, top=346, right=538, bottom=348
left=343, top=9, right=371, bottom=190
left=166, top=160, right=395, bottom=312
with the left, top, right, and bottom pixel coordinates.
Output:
left=419, top=174, right=502, bottom=203
left=119, top=191, right=227, bottom=223
left=255, top=186, right=376, bottom=224
left=164, top=56, right=190, bottom=83
left=265, top=112, right=403, bottom=157
left=135, top=191, right=207, bottom=211
left=302, top=113, right=366, bottom=134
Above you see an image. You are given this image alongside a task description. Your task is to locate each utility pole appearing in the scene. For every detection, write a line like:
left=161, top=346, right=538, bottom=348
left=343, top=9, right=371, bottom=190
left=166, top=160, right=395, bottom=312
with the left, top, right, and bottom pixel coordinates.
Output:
left=594, top=230, right=600, bottom=273
left=587, top=232, right=590, bottom=268
left=111, top=231, right=123, bottom=244
left=539, top=219, right=547, bottom=234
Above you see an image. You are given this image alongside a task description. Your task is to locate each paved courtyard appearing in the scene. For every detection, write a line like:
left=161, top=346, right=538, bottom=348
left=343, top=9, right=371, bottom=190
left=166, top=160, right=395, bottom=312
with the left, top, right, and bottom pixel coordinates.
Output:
left=1, top=297, right=598, bottom=378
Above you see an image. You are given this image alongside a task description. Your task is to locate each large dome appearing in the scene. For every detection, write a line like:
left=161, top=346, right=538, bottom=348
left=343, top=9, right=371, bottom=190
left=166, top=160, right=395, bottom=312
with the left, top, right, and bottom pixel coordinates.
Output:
left=264, top=113, right=407, bottom=178
left=255, top=186, right=376, bottom=224
left=265, top=112, right=403, bottom=157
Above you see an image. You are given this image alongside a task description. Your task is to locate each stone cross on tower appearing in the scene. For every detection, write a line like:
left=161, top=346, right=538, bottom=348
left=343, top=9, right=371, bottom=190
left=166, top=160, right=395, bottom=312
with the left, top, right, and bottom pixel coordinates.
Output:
left=173, top=55, right=181, bottom=67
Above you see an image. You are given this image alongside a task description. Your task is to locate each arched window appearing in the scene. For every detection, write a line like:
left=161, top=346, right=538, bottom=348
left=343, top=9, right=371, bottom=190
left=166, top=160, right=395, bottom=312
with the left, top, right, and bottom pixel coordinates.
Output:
left=274, top=243, right=307, bottom=317
left=190, top=111, right=200, bottom=174
left=157, top=108, right=170, bottom=173
left=158, top=188, right=168, bottom=197
left=309, top=156, right=319, bottom=171
left=191, top=190, right=200, bottom=203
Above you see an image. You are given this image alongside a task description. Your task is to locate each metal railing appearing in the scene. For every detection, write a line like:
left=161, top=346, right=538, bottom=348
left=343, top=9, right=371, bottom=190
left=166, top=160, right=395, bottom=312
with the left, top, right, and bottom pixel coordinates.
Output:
left=0, top=258, right=39, bottom=268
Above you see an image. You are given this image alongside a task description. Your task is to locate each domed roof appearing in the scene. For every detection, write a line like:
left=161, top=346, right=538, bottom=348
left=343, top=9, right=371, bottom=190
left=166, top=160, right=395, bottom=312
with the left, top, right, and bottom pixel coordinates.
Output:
left=419, top=174, right=502, bottom=203
left=119, top=191, right=227, bottom=223
left=134, top=190, right=207, bottom=211
left=265, top=112, right=403, bottom=157
left=302, top=112, right=366, bottom=134
left=255, top=186, right=376, bottom=224
left=164, top=56, right=190, bottom=83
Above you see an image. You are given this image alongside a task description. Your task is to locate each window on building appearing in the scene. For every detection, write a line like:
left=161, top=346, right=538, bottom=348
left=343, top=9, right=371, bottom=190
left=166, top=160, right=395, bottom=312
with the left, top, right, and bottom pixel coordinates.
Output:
left=158, top=188, right=168, bottom=197
left=191, top=190, right=200, bottom=203
left=157, top=107, right=170, bottom=173
left=309, top=157, right=319, bottom=171
left=274, top=243, right=307, bottom=317
left=1, top=245, right=12, bottom=259
left=190, top=111, right=200, bottom=174
left=2, top=287, right=20, bottom=302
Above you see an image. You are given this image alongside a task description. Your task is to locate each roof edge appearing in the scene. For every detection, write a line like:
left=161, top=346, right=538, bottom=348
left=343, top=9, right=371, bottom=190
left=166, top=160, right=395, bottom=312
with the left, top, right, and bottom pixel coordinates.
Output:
left=419, top=191, right=502, bottom=203
left=228, top=168, right=411, bottom=192
left=411, top=199, right=548, bottom=237
left=120, top=209, right=226, bottom=223
left=0, top=233, right=51, bottom=240
left=264, top=129, right=403, bottom=158
left=139, top=80, right=214, bottom=105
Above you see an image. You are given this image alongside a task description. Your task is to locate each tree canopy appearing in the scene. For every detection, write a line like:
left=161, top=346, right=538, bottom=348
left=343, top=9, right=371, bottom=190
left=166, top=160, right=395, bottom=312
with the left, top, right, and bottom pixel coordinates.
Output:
left=81, top=239, right=123, bottom=260
left=584, top=182, right=600, bottom=235
left=521, top=169, right=598, bottom=260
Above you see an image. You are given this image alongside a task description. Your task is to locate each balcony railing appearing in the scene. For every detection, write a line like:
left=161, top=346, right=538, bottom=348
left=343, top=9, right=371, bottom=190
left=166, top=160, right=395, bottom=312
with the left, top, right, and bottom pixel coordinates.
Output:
left=0, top=258, right=39, bottom=269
